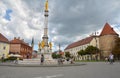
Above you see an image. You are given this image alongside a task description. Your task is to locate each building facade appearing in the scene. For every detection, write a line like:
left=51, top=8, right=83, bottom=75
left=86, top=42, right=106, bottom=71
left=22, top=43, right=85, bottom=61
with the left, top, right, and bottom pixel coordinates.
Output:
left=10, top=37, right=32, bottom=59
left=65, top=36, right=99, bottom=57
left=99, top=23, right=119, bottom=58
left=0, top=33, right=10, bottom=59
left=64, top=22, right=119, bottom=60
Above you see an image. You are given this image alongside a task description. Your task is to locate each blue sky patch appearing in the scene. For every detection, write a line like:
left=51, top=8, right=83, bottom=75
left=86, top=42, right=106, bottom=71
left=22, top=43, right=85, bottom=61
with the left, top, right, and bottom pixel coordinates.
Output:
left=4, top=9, right=12, bottom=21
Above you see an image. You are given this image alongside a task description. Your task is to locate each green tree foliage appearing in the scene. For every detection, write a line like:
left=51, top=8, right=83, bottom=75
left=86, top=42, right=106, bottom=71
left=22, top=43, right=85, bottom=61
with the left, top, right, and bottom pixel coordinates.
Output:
left=78, top=50, right=86, bottom=56
left=85, top=45, right=99, bottom=54
left=65, top=52, right=71, bottom=58
left=52, top=52, right=62, bottom=59
left=52, top=52, right=57, bottom=59
left=77, top=46, right=99, bottom=56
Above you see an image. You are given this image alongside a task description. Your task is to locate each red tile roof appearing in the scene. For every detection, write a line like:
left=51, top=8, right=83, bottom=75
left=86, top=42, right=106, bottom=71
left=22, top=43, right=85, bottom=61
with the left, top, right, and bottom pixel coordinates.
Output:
left=65, top=36, right=94, bottom=50
left=0, top=33, right=9, bottom=43
left=59, top=52, right=64, bottom=55
left=100, top=23, right=118, bottom=36
left=10, top=38, right=29, bottom=46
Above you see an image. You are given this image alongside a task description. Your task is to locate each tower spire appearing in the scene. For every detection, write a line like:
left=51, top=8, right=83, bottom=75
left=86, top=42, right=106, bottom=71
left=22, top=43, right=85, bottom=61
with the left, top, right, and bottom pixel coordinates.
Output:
left=31, top=37, right=34, bottom=49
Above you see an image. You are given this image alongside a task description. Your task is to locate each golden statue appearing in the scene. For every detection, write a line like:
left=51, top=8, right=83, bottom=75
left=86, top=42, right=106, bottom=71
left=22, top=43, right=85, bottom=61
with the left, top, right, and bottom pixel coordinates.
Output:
left=49, top=42, right=52, bottom=49
left=45, top=0, right=48, bottom=11
left=41, top=40, right=45, bottom=48
left=38, top=42, right=41, bottom=49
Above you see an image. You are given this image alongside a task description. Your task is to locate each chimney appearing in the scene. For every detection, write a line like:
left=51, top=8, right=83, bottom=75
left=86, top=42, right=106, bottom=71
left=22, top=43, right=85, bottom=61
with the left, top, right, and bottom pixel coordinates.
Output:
left=22, top=39, right=24, bottom=41
left=18, top=37, right=20, bottom=39
left=14, top=37, right=16, bottom=39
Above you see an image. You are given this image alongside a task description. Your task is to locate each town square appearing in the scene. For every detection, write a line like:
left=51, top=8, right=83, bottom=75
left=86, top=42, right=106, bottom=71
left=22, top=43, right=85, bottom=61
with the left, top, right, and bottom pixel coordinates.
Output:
left=0, top=0, right=120, bottom=78
left=0, top=62, right=120, bottom=78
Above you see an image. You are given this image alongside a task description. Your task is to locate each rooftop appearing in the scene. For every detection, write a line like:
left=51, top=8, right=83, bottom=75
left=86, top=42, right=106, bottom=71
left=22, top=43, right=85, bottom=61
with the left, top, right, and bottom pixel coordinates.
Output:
left=0, top=33, right=9, bottom=43
left=100, top=23, right=118, bottom=36
left=10, top=37, right=29, bottom=46
left=65, top=36, right=95, bottom=50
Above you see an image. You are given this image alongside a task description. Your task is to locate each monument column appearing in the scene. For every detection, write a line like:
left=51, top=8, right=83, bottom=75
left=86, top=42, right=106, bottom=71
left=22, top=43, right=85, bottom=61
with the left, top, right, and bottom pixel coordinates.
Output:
left=41, top=0, right=49, bottom=53
left=42, top=0, right=49, bottom=47
left=40, top=0, right=54, bottom=63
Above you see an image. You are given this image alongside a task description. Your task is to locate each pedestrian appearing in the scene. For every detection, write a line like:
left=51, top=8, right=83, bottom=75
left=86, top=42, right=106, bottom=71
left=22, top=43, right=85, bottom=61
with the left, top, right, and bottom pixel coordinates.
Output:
left=66, top=57, right=69, bottom=61
left=70, top=57, right=74, bottom=64
left=58, top=58, right=63, bottom=65
left=41, top=54, right=44, bottom=65
left=58, top=58, right=60, bottom=65
left=1, top=54, right=5, bottom=63
left=26, top=52, right=30, bottom=59
left=109, top=53, right=114, bottom=64
left=60, top=58, right=63, bottom=64
left=15, top=57, right=19, bottom=64
left=105, top=57, right=108, bottom=62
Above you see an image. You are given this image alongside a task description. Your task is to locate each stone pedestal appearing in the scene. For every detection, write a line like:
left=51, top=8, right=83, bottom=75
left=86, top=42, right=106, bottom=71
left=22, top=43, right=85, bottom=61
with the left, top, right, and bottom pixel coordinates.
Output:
left=40, top=52, right=58, bottom=65
left=18, top=49, right=57, bottom=65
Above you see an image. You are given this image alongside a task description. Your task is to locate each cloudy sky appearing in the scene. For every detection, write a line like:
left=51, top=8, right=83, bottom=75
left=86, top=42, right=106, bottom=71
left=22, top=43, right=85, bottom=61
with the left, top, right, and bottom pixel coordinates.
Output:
left=0, top=0, right=120, bottom=51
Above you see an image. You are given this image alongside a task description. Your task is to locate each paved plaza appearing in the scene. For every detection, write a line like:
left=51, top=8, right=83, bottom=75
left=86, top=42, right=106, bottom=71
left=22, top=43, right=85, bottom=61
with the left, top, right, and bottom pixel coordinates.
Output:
left=0, top=62, right=120, bottom=78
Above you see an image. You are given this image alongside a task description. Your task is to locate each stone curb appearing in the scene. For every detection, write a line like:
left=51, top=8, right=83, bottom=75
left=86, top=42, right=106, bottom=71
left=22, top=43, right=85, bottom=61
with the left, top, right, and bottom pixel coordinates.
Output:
left=0, top=63, right=86, bottom=67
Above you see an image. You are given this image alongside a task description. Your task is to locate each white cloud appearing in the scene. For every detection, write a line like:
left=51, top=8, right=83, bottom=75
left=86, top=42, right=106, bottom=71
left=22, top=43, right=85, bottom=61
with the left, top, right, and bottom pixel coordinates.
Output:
left=0, top=0, right=120, bottom=52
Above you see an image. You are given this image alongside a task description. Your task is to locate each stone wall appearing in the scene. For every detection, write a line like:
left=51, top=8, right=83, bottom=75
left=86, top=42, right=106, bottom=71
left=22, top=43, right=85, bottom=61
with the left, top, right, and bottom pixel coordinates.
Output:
left=99, top=35, right=118, bottom=58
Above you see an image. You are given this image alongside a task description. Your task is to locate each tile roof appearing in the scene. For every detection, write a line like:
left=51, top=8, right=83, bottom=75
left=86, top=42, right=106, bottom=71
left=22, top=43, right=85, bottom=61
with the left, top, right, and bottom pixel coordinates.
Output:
left=10, top=38, right=29, bottom=46
left=59, top=52, right=64, bottom=55
left=0, top=33, right=9, bottom=43
left=100, top=23, right=118, bottom=36
left=65, top=36, right=94, bottom=50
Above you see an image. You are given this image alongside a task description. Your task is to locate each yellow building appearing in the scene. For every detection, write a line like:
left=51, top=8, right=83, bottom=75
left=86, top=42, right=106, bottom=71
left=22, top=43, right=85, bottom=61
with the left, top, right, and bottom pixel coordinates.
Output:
left=0, top=33, right=10, bottom=59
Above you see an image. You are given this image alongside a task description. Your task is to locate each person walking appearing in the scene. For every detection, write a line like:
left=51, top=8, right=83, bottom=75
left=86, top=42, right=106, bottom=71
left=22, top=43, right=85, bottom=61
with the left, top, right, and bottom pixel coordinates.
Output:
left=105, top=57, right=108, bottom=62
left=40, top=54, right=44, bottom=65
left=70, top=57, right=74, bottom=64
left=1, top=54, right=5, bottom=63
left=109, top=53, right=114, bottom=64
left=15, top=57, right=19, bottom=64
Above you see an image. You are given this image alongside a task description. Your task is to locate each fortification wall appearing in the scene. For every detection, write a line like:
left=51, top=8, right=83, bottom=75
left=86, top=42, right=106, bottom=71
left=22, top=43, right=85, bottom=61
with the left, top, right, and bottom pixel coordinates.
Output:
left=99, top=35, right=118, bottom=58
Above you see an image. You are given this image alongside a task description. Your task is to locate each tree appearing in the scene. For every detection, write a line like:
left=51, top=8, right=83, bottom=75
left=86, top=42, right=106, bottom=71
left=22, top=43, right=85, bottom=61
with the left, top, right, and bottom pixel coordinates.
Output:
left=85, top=45, right=99, bottom=54
left=78, top=50, right=86, bottom=56
left=77, top=49, right=86, bottom=60
left=52, top=52, right=57, bottom=59
left=65, top=52, right=71, bottom=58
left=52, top=52, right=62, bottom=59
left=85, top=45, right=99, bottom=60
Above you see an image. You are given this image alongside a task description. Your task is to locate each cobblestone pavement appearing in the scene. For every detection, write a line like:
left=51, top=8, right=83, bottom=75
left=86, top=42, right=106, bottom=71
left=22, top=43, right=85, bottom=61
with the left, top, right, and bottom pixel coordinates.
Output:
left=0, top=62, right=120, bottom=78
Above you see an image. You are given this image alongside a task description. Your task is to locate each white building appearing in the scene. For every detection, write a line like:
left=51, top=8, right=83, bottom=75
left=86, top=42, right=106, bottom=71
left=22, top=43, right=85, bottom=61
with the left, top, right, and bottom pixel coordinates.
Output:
left=64, top=36, right=99, bottom=57
left=64, top=22, right=119, bottom=60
